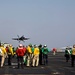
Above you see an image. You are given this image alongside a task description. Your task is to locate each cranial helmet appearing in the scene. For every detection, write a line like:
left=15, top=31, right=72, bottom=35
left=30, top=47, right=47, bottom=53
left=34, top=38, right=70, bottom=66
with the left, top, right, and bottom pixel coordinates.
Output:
left=34, top=44, right=37, bottom=47
left=44, top=45, right=47, bottom=47
left=19, top=44, right=23, bottom=47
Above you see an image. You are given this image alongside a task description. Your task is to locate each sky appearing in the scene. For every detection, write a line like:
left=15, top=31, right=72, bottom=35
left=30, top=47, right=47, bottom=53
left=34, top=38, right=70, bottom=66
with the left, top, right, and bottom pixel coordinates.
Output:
left=0, top=0, right=75, bottom=48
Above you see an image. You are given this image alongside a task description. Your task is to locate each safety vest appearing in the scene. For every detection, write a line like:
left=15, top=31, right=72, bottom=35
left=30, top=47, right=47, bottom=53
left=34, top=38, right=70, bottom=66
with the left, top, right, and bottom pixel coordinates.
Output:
left=0, top=48, right=3, bottom=56
left=27, top=46, right=32, bottom=54
left=33, top=48, right=40, bottom=55
left=72, top=48, right=75, bottom=55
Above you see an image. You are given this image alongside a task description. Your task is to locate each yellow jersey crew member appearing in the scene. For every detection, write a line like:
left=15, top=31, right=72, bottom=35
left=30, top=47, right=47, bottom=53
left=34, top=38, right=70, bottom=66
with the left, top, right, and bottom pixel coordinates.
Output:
left=32, top=45, right=40, bottom=67
left=71, top=44, right=75, bottom=67
left=7, top=44, right=14, bottom=66
left=26, top=44, right=32, bottom=66
left=0, top=44, right=7, bottom=68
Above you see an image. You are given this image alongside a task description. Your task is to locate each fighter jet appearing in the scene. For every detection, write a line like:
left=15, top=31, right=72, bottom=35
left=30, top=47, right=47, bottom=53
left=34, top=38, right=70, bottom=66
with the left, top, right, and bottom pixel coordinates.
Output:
left=12, top=35, right=30, bottom=42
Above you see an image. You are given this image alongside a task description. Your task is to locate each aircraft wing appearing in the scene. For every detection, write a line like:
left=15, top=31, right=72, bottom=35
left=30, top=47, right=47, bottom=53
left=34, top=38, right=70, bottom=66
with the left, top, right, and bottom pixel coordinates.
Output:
left=12, top=38, right=19, bottom=40
left=24, top=38, right=30, bottom=40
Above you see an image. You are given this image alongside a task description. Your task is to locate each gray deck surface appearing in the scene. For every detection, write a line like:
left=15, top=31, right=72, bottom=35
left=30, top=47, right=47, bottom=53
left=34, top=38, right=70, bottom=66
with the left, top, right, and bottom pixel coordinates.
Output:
left=0, top=52, right=75, bottom=75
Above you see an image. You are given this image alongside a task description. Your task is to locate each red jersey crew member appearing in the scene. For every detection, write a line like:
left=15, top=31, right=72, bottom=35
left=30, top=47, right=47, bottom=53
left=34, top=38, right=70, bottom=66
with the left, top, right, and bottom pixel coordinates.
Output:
left=52, top=48, right=56, bottom=55
left=16, top=44, right=25, bottom=69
